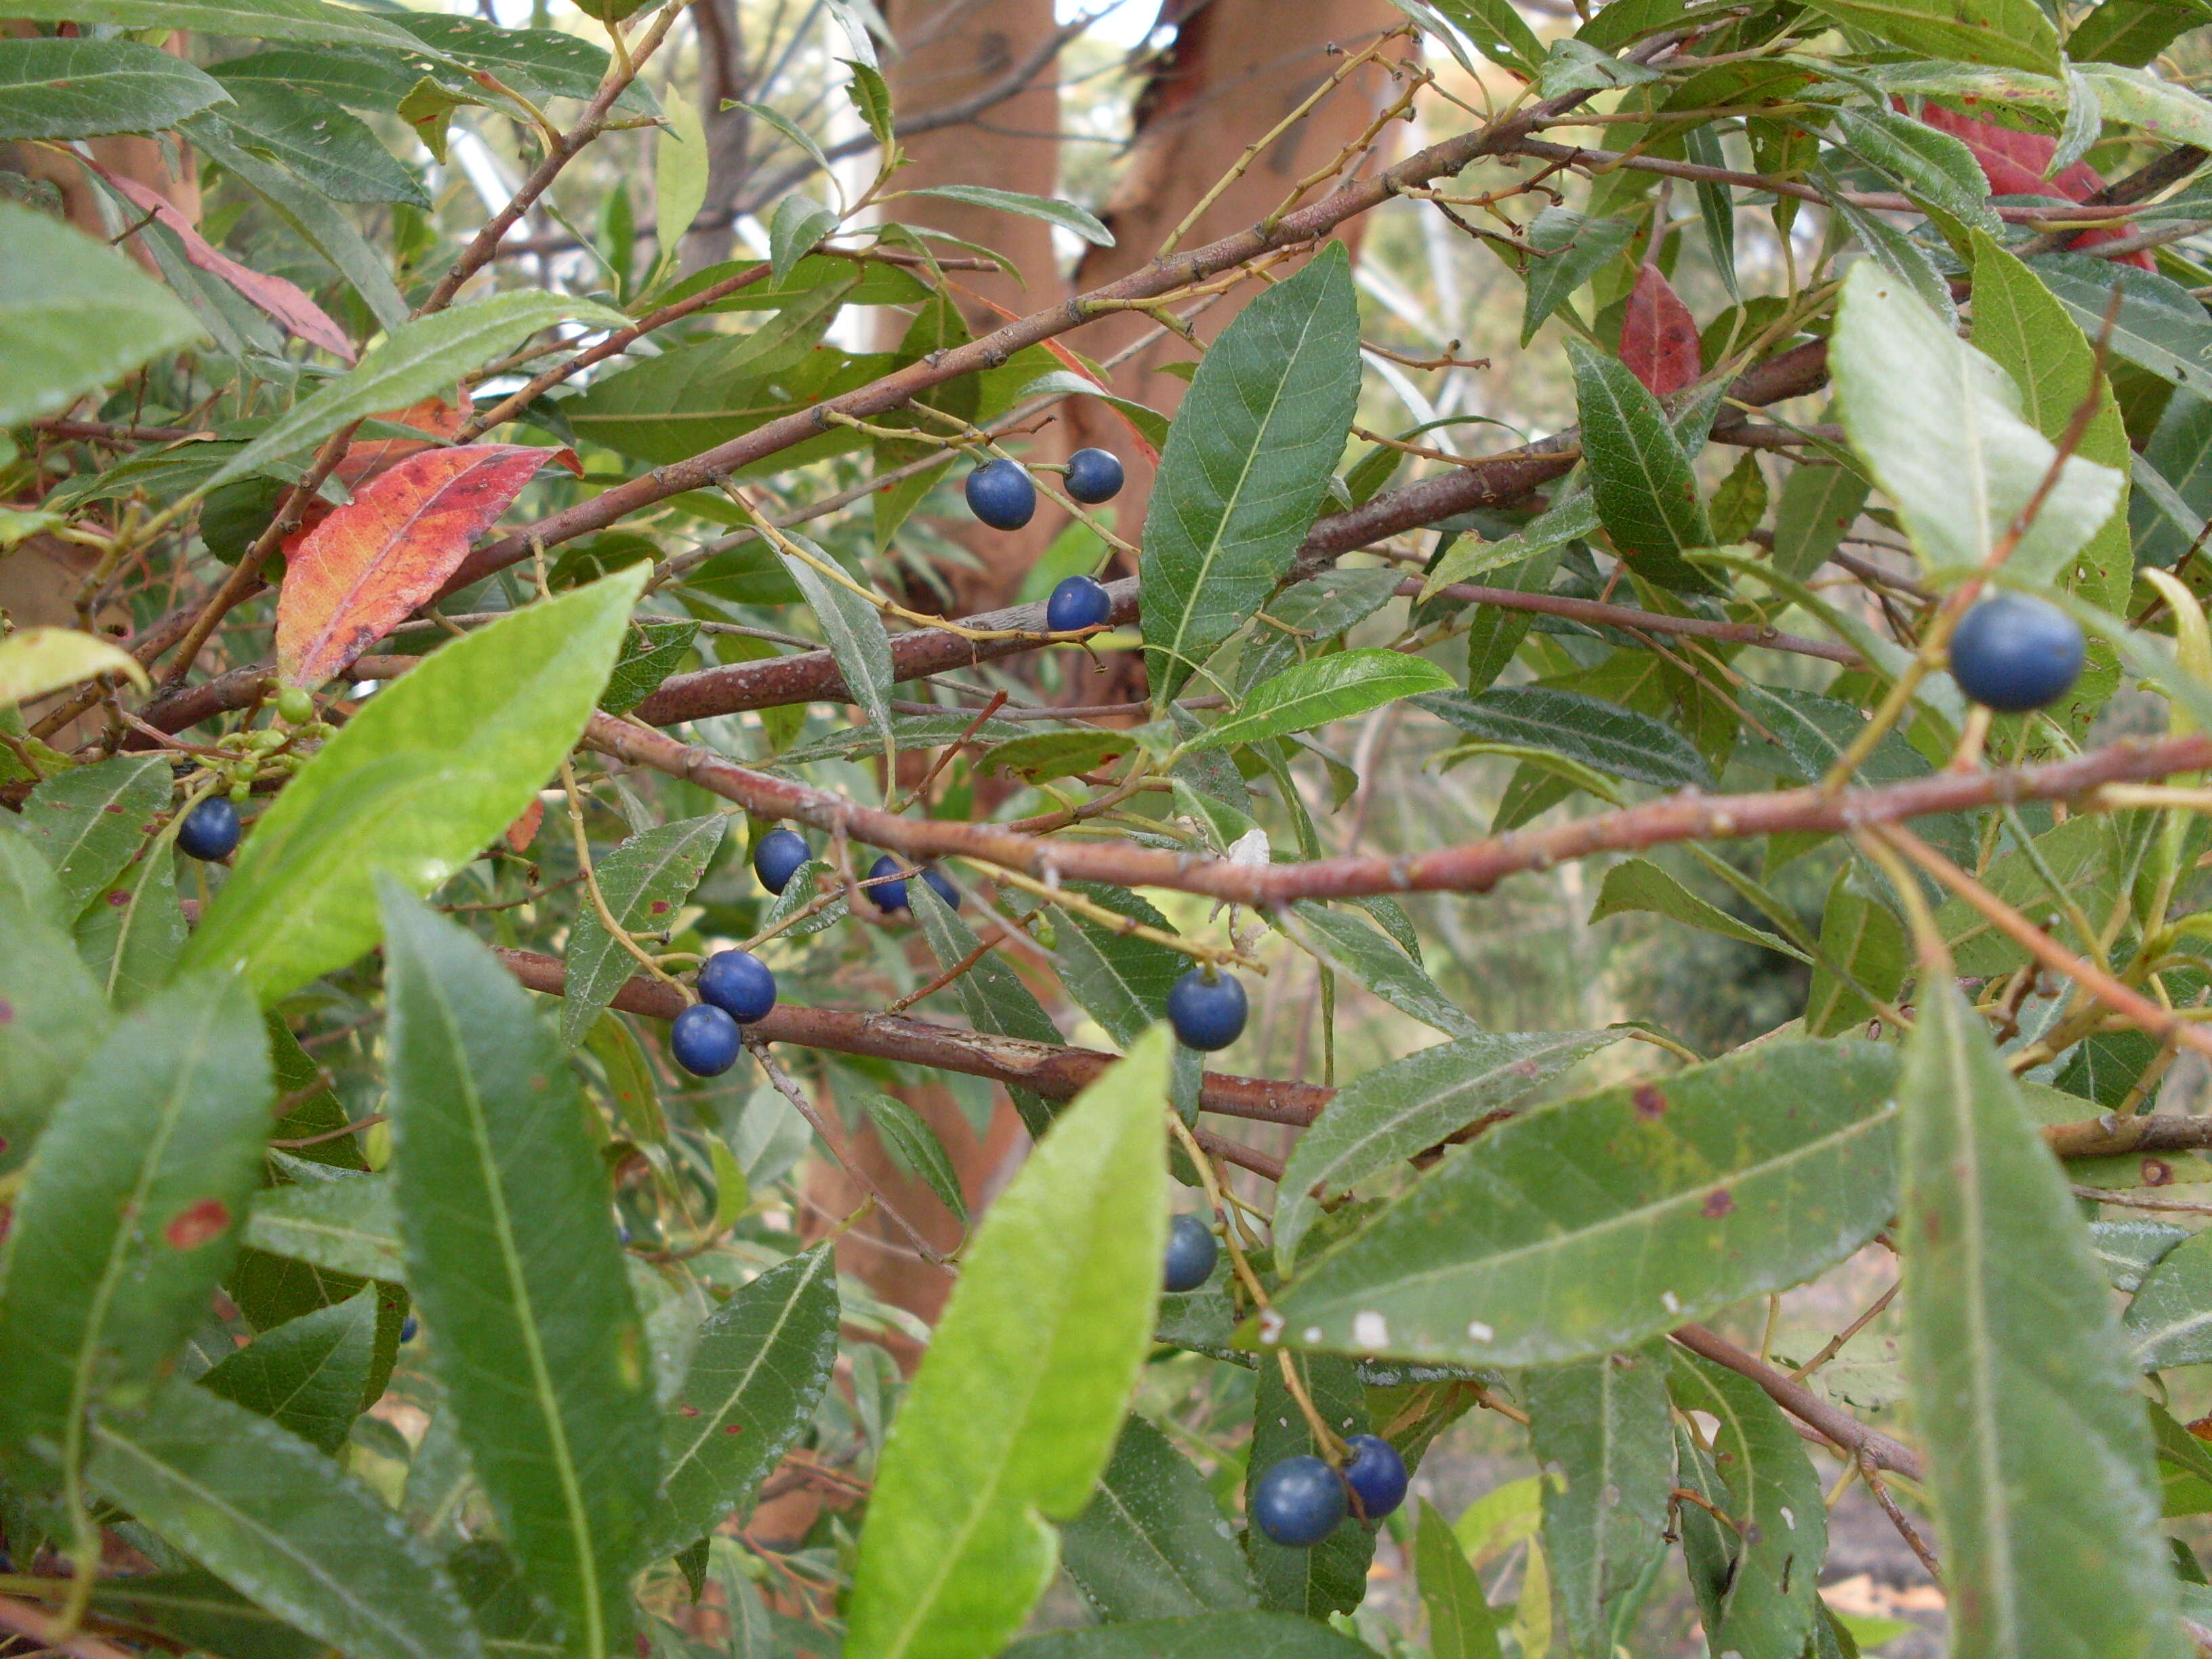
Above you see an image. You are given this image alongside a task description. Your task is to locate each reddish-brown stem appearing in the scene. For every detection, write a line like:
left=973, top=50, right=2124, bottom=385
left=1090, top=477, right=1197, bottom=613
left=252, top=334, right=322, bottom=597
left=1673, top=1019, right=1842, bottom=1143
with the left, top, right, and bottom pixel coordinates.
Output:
left=1672, top=1323, right=1924, bottom=1480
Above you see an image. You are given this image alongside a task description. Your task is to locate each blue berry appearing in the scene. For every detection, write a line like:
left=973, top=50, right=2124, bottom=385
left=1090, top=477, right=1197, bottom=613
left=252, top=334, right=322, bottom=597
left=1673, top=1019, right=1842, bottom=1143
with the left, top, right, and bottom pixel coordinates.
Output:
left=1252, top=1455, right=1348, bottom=1547
left=176, top=796, right=241, bottom=861
left=754, top=827, right=810, bottom=895
left=698, top=949, right=777, bottom=1023
left=1046, top=575, right=1113, bottom=633
left=399, top=1315, right=418, bottom=1343
left=1341, top=1435, right=1408, bottom=1521
left=1948, top=592, right=2086, bottom=713
left=671, top=1002, right=743, bottom=1076
left=867, top=853, right=910, bottom=912
left=966, top=459, right=1036, bottom=531
left=919, top=865, right=961, bottom=912
left=1065, top=447, right=1124, bottom=504
left=1163, top=1213, right=1218, bottom=1292
left=1167, top=968, right=1247, bottom=1052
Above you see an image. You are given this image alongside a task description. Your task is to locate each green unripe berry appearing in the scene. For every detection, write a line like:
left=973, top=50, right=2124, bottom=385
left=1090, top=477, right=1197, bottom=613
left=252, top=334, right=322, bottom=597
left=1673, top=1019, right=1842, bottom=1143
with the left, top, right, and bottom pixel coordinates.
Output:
left=276, top=686, right=314, bottom=725
left=248, top=727, right=287, bottom=753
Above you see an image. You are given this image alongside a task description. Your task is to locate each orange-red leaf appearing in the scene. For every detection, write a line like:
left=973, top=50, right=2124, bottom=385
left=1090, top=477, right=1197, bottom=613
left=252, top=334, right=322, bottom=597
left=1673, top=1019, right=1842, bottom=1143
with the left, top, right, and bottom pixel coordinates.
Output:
left=504, top=797, right=545, bottom=854
left=85, top=158, right=357, bottom=362
left=1919, top=104, right=2154, bottom=270
left=337, top=395, right=474, bottom=490
left=1622, top=264, right=1700, bottom=396
left=277, top=444, right=558, bottom=687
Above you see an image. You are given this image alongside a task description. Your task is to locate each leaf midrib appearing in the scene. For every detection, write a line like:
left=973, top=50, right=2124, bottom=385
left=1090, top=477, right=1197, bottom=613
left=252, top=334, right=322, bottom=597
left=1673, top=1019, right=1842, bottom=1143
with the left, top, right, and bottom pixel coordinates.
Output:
left=657, top=1250, right=827, bottom=1511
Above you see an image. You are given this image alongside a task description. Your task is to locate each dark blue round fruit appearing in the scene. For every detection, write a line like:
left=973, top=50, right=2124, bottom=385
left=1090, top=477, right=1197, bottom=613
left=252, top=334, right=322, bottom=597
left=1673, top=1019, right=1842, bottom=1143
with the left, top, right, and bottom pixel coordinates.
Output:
left=1948, top=592, right=2086, bottom=713
left=697, top=948, right=777, bottom=1023
left=1046, top=575, right=1113, bottom=633
left=400, top=1315, right=418, bottom=1343
left=1163, top=1212, right=1218, bottom=1292
left=867, top=853, right=910, bottom=912
left=176, top=796, right=241, bottom=861
left=671, top=1002, right=743, bottom=1076
left=1252, top=1454, right=1349, bottom=1547
left=1167, top=968, right=1247, bottom=1052
left=919, top=865, right=961, bottom=912
left=1065, top=447, right=1125, bottom=504
left=1340, top=1434, right=1409, bottom=1521
left=966, top=458, right=1037, bottom=531
left=754, top=827, right=810, bottom=895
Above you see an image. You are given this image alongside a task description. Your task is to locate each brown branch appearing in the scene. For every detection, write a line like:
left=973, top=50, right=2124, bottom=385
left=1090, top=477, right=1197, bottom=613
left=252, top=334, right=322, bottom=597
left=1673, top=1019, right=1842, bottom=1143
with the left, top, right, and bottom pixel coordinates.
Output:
left=0, top=1596, right=142, bottom=1659
left=1672, top=1323, right=1925, bottom=1481
left=1404, top=576, right=1862, bottom=667
left=1191, top=1126, right=1287, bottom=1183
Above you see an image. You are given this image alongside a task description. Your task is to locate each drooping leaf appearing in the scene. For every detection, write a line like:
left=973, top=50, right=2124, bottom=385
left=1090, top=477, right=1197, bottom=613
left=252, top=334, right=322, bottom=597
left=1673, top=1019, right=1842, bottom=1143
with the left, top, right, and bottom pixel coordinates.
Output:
left=1591, top=857, right=1800, bottom=958
left=1273, top=1029, right=1620, bottom=1267
left=1191, top=650, right=1452, bottom=751
left=279, top=445, right=567, bottom=689
left=861, top=1093, right=970, bottom=1221
left=198, top=1286, right=380, bottom=1454
left=1283, top=899, right=1479, bottom=1040
left=17, top=754, right=171, bottom=913
left=0, top=199, right=203, bottom=429
left=909, top=184, right=1113, bottom=246
left=1830, top=259, right=2124, bottom=583
left=1805, top=869, right=1906, bottom=1037
left=843, top=1027, right=1171, bottom=1659
left=380, top=885, right=658, bottom=1659
left=1052, top=884, right=1188, bottom=1049
left=1141, top=245, right=1361, bottom=707
left=0, top=35, right=228, bottom=138
left=653, top=92, right=710, bottom=269
left=1060, top=1414, right=1258, bottom=1620
left=0, top=969, right=270, bottom=1457
left=1667, top=1349, right=1828, bottom=1657
left=776, top=537, right=895, bottom=743
left=911, top=877, right=1063, bottom=1134
left=1831, top=106, right=2003, bottom=231
left=1414, top=1497, right=1504, bottom=1659
left=1568, top=341, right=1721, bottom=592
left=1898, top=985, right=2182, bottom=1659
left=1266, top=1040, right=1900, bottom=1366
left=1418, top=687, right=1713, bottom=791
left=560, top=813, right=726, bottom=1048
left=1529, top=1345, right=1674, bottom=1656
left=180, top=568, right=646, bottom=1001
left=640, top=1244, right=840, bottom=1563
left=88, top=1380, right=484, bottom=1659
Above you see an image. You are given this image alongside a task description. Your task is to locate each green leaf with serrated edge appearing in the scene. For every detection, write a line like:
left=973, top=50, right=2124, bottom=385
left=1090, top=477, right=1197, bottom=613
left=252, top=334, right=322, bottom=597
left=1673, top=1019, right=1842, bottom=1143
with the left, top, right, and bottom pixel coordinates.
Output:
left=756, top=856, right=846, bottom=937
left=1284, top=899, right=1478, bottom=1040
left=199, top=1286, right=377, bottom=1455
left=1060, top=1414, right=1258, bottom=1620
left=2072, top=0, right=2206, bottom=65
left=1273, top=1030, right=1620, bottom=1267
left=1414, top=1497, right=1504, bottom=1659
left=1806, top=868, right=1904, bottom=1038
left=911, top=877, right=1063, bottom=1134
left=979, top=729, right=1134, bottom=783
left=1433, top=0, right=1545, bottom=75
left=1567, top=342, right=1721, bottom=592
left=1141, top=245, right=1360, bottom=708
left=908, top=184, right=1113, bottom=246
left=777, top=538, right=894, bottom=741
left=1264, top=1040, right=1899, bottom=1366
left=2076, top=62, right=2212, bottom=146
left=600, top=619, right=698, bottom=715
left=1900, top=984, right=2183, bottom=1659
left=0, top=202, right=203, bottom=425
left=1246, top=1353, right=1373, bottom=1616
left=842, top=56, right=893, bottom=141
left=18, top=754, right=170, bottom=913
left=2095, top=1221, right=2190, bottom=1292
left=561, top=814, right=725, bottom=1048
left=862, top=1093, right=969, bottom=1221
left=1801, top=0, right=2060, bottom=70
left=198, top=117, right=408, bottom=326
left=1003, top=1614, right=1379, bottom=1659
left=844, top=1027, right=1170, bottom=1659
left=181, top=569, right=645, bottom=1002
left=75, top=821, right=186, bottom=1010
left=1418, top=687, right=1713, bottom=790
left=1053, top=886, right=1186, bottom=1048
left=638, top=1244, right=839, bottom=1563
left=1240, top=567, right=1406, bottom=691
left=380, top=885, right=657, bottom=1659
left=0, top=37, right=228, bottom=140
left=1528, top=1345, right=1673, bottom=1657
left=1830, top=107, right=2001, bottom=231
left=0, top=970, right=270, bottom=1460
left=1666, top=1350, right=1826, bottom=1657
left=207, top=291, right=625, bottom=491
left=4, top=0, right=457, bottom=59
left=89, top=1380, right=483, bottom=1659
left=1190, top=650, right=1451, bottom=751
left=1772, top=463, right=1870, bottom=580
left=245, top=1177, right=403, bottom=1282
left=2125, top=1228, right=2212, bottom=1368
left=1831, top=260, right=2123, bottom=583
left=0, top=835, right=108, bottom=1168
left=2029, top=253, right=2212, bottom=395
left=1521, top=209, right=1635, bottom=346
left=90, top=1569, right=324, bottom=1659
left=1591, top=857, right=1803, bottom=958
left=186, top=80, right=426, bottom=207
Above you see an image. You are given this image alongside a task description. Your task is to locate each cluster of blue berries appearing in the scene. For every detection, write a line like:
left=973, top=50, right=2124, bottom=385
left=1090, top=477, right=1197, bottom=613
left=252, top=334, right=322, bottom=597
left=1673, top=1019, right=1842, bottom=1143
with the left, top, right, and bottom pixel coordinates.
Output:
left=670, top=946, right=779, bottom=1077
left=964, top=449, right=1125, bottom=532
left=1948, top=592, right=2086, bottom=713
left=1252, top=1436, right=1410, bottom=1546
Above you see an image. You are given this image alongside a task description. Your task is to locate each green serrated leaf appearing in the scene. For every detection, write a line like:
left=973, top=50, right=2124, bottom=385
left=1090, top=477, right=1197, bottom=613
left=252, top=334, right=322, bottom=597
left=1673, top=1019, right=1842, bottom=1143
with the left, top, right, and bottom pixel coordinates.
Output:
left=1567, top=341, right=1722, bottom=592
left=562, top=814, right=726, bottom=1048
left=1801, top=0, right=2061, bottom=71
left=186, top=79, right=427, bottom=208
left=908, top=184, right=1113, bottom=246
left=18, top=753, right=170, bottom=913
left=1522, top=209, right=1635, bottom=345
left=1419, top=686, right=1713, bottom=790
left=199, top=1286, right=379, bottom=1454
left=245, top=1176, right=403, bottom=1282
left=0, top=832, right=109, bottom=1168
left=1530, top=1345, right=1674, bottom=1656
left=1283, top=899, right=1477, bottom=1040
left=1060, top=1414, right=1258, bottom=1620
left=0, top=36, right=228, bottom=139
left=1591, top=857, right=1802, bottom=958
left=862, top=1093, right=970, bottom=1221
left=1191, top=649, right=1451, bottom=751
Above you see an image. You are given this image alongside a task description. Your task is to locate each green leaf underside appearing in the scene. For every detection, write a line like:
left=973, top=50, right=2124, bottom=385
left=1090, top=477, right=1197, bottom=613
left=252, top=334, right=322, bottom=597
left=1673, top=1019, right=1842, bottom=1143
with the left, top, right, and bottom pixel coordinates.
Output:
left=1265, top=1040, right=1900, bottom=1366
left=381, top=886, right=657, bottom=1659
left=844, top=1027, right=1171, bottom=1659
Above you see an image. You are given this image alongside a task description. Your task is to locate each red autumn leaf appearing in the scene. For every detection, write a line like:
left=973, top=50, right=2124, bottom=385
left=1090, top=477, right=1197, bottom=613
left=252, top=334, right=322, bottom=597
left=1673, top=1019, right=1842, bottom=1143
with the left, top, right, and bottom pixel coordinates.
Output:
left=337, top=394, right=476, bottom=491
left=163, top=1197, right=232, bottom=1250
left=1918, top=104, right=2154, bottom=270
left=277, top=445, right=563, bottom=687
left=504, top=797, right=546, bottom=854
left=83, top=158, right=359, bottom=361
left=1621, top=264, right=1700, bottom=396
